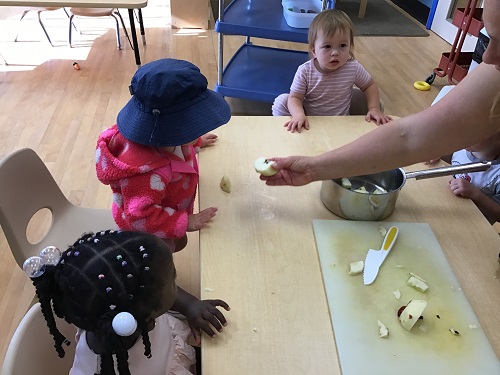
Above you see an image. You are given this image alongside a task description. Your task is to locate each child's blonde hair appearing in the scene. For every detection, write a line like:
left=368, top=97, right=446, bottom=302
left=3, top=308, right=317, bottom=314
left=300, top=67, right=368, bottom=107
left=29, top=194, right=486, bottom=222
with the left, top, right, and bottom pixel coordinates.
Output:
left=308, top=9, right=355, bottom=59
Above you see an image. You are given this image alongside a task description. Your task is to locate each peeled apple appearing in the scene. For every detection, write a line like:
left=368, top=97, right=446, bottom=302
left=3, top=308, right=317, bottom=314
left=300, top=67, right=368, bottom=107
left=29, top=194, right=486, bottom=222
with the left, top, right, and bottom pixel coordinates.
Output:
left=399, top=300, right=427, bottom=331
left=254, top=157, right=277, bottom=176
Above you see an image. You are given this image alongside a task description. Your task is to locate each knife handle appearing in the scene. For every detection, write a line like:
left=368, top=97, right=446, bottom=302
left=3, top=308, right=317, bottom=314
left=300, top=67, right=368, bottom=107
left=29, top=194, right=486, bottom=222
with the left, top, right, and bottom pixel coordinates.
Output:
left=382, top=226, right=399, bottom=252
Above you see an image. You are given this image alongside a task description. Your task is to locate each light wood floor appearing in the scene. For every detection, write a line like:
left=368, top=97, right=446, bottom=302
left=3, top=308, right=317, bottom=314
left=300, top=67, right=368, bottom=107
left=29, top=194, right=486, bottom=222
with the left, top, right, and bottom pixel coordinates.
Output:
left=0, top=0, right=452, bottom=368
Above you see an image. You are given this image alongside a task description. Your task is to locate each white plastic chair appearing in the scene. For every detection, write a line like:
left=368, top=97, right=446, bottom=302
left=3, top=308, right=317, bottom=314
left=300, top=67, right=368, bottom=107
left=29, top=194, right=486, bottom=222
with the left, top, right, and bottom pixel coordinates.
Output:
left=0, top=148, right=116, bottom=270
left=68, top=8, right=132, bottom=50
left=1, top=303, right=76, bottom=375
left=13, top=7, right=69, bottom=46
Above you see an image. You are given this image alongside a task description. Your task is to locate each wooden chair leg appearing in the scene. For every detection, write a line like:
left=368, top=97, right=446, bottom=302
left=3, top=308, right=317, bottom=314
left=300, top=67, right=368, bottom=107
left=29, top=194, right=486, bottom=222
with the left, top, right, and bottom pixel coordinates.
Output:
left=359, top=0, right=368, bottom=18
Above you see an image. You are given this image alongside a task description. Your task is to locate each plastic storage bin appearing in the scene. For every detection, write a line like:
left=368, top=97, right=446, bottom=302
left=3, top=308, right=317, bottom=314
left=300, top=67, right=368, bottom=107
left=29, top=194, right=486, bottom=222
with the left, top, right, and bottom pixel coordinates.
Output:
left=282, top=0, right=322, bottom=28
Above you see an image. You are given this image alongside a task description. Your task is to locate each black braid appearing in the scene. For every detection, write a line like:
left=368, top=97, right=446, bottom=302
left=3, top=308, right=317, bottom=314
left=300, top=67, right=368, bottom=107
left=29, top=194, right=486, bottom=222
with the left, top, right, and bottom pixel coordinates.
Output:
left=30, top=230, right=174, bottom=375
left=32, top=267, right=69, bottom=358
left=140, top=324, right=152, bottom=358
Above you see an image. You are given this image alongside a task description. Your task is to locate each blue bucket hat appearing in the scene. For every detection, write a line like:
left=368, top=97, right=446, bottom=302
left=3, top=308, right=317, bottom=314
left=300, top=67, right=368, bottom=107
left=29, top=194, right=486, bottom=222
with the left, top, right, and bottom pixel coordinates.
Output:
left=117, top=59, right=231, bottom=147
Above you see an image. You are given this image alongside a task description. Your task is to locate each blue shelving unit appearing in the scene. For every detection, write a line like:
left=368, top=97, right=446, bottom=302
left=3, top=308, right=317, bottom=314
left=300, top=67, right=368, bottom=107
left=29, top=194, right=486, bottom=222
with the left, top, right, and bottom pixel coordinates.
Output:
left=216, top=43, right=309, bottom=102
left=215, top=0, right=321, bottom=103
left=215, top=0, right=309, bottom=43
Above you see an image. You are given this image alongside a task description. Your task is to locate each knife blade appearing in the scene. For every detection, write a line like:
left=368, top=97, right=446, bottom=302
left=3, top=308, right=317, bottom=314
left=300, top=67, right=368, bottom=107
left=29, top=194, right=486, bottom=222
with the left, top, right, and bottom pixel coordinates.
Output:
left=363, top=226, right=399, bottom=285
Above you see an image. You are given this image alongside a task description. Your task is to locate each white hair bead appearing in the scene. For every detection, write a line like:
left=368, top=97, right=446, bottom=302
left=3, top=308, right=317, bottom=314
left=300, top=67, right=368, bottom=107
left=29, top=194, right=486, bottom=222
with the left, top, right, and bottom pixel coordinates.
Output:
left=112, top=312, right=138, bottom=336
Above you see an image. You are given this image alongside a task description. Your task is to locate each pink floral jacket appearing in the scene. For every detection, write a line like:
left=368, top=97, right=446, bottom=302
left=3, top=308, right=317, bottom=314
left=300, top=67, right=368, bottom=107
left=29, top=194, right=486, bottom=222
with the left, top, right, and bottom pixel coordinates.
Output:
left=95, top=125, right=200, bottom=240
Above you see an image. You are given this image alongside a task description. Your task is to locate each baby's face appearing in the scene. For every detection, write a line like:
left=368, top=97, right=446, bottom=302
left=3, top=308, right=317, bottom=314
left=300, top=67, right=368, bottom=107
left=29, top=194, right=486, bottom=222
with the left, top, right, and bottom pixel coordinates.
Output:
left=311, top=30, right=351, bottom=74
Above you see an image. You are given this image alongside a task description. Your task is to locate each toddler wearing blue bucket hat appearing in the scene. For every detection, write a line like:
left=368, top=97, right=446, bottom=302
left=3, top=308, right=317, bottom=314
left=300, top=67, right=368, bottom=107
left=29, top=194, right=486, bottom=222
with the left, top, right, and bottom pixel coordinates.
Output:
left=96, top=59, right=231, bottom=252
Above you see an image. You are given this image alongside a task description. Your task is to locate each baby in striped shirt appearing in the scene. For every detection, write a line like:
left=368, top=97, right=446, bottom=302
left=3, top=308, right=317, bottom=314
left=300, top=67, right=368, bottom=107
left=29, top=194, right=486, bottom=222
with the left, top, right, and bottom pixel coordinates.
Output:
left=272, top=9, right=391, bottom=133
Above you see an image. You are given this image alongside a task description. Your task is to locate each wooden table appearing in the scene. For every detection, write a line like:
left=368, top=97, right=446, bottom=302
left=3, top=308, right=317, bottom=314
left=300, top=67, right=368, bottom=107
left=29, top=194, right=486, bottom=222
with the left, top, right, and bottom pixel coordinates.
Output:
left=198, top=116, right=500, bottom=374
left=0, top=0, right=148, bottom=67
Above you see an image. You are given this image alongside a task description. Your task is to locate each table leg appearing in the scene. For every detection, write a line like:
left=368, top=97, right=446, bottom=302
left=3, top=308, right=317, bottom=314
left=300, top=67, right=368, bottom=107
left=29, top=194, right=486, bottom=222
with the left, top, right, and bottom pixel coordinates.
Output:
left=358, top=0, right=367, bottom=18
left=137, top=9, right=146, bottom=45
left=128, top=8, right=141, bottom=68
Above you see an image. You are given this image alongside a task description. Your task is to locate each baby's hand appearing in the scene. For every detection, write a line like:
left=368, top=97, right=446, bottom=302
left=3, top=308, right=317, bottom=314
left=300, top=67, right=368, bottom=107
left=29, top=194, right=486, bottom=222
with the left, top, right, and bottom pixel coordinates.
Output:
left=449, top=177, right=478, bottom=199
left=365, top=108, right=392, bottom=126
left=185, top=299, right=230, bottom=344
left=201, top=133, right=218, bottom=148
left=284, top=116, right=309, bottom=133
left=187, top=207, right=218, bottom=231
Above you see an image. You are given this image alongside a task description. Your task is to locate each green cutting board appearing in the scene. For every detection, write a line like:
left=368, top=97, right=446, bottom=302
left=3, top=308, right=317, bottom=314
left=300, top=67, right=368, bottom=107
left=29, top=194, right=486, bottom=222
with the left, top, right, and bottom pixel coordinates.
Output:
left=313, top=220, right=500, bottom=375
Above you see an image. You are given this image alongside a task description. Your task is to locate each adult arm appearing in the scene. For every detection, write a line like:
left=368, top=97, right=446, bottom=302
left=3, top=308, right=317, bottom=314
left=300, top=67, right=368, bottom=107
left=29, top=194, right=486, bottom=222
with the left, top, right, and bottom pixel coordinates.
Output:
left=264, top=63, right=500, bottom=186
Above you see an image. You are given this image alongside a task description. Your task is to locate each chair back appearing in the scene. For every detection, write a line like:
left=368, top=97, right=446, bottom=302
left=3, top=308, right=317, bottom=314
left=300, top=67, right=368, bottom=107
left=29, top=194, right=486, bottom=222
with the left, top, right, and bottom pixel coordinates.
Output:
left=1, top=303, right=76, bottom=375
left=0, top=148, right=115, bottom=269
left=350, top=86, right=385, bottom=115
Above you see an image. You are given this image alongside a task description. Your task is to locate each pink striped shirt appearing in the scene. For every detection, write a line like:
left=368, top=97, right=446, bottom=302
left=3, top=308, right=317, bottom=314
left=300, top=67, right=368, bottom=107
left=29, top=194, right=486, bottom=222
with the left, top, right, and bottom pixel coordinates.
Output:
left=290, top=59, right=373, bottom=116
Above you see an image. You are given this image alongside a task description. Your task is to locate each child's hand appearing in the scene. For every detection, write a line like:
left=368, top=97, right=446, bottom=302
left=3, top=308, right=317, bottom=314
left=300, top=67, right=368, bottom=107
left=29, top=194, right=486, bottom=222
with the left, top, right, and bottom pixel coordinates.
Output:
left=184, top=299, right=231, bottom=344
left=449, top=177, right=479, bottom=199
left=365, top=108, right=392, bottom=126
left=284, top=116, right=309, bottom=133
left=187, top=207, right=218, bottom=231
left=201, top=133, right=218, bottom=148
left=425, top=159, right=441, bottom=165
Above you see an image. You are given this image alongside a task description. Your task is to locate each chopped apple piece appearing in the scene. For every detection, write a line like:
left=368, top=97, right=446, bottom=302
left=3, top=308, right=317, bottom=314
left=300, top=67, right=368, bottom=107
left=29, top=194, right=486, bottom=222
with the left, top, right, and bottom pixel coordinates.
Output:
left=341, top=177, right=352, bottom=189
left=399, top=300, right=427, bottom=331
left=348, top=261, right=364, bottom=275
left=377, top=320, right=389, bottom=338
left=409, top=272, right=427, bottom=283
left=407, top=276, right=429, bottom=293
left=354, top=186, right=369, bottom=194
left=392, top=289, right=401, bottom=300
left=219, top=175, right=232, bottom=193
left=449, top=328, right=460, bottom=336
left=254, top=157, right=277, bottom=176
left=379, top=226, right=387, bottom=236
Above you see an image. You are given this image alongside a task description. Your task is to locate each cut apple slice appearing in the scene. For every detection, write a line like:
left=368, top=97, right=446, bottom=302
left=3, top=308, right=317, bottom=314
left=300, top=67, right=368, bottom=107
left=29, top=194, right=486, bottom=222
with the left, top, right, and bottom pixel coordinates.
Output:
left=377, top=320, right=389, bottom=338
left=254, top=157, right=277, bottom=176
left=220, top=175, right=232, bottom=193
left=399, top=299, right=427, bottom=331
left=348, top=261, right=364, bottom=275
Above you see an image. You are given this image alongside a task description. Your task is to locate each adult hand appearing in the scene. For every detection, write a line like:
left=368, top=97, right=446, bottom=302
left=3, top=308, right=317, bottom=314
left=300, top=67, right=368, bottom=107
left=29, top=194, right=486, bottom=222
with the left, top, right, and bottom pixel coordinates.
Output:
left=284, top=116, right=310, bottom=133
left=260, top=156, right=315, bottom=186
left=201, top=133, right=218, bottom=147
left=365, top=108, right=392, bottom=126
left=188, top=207, right=218, bottom=231
left=449, top=177, right=479, bottom=199
left=184, top=299, right=230, bottom=344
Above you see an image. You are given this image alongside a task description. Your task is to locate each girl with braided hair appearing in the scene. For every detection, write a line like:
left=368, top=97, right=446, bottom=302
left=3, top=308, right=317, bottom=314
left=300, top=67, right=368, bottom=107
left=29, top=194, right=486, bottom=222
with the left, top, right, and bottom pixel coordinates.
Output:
left=24, top=230, right=230, bottom=375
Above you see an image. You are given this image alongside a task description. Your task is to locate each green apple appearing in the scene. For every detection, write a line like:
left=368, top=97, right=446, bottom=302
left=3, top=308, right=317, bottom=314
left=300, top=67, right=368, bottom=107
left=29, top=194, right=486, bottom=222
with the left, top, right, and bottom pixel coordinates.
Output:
left=254, top=157, right=277, bottom=176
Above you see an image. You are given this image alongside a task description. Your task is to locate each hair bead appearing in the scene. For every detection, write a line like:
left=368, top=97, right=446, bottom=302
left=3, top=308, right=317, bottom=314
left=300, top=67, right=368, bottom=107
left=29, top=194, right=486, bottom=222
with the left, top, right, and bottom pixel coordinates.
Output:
left=121, top=261, right=127, bottom=267
left=144, top=266, right=150, bottom=271
left=73, top=251, right=80, bottom=257
left=116, top=255, right=123, bottom=260
left=94, top=239, right=99, bottom=243
left=109, top=304, right=116, bottom=310
left=127, top=274, right=133, bottom=278
left=98, top=274, right=105, bottom=279
left=143, top=253, right=148, bottom=258
left=139, top=246, right=145, bottom=252
left=106, top=287, right=112, bottom=292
